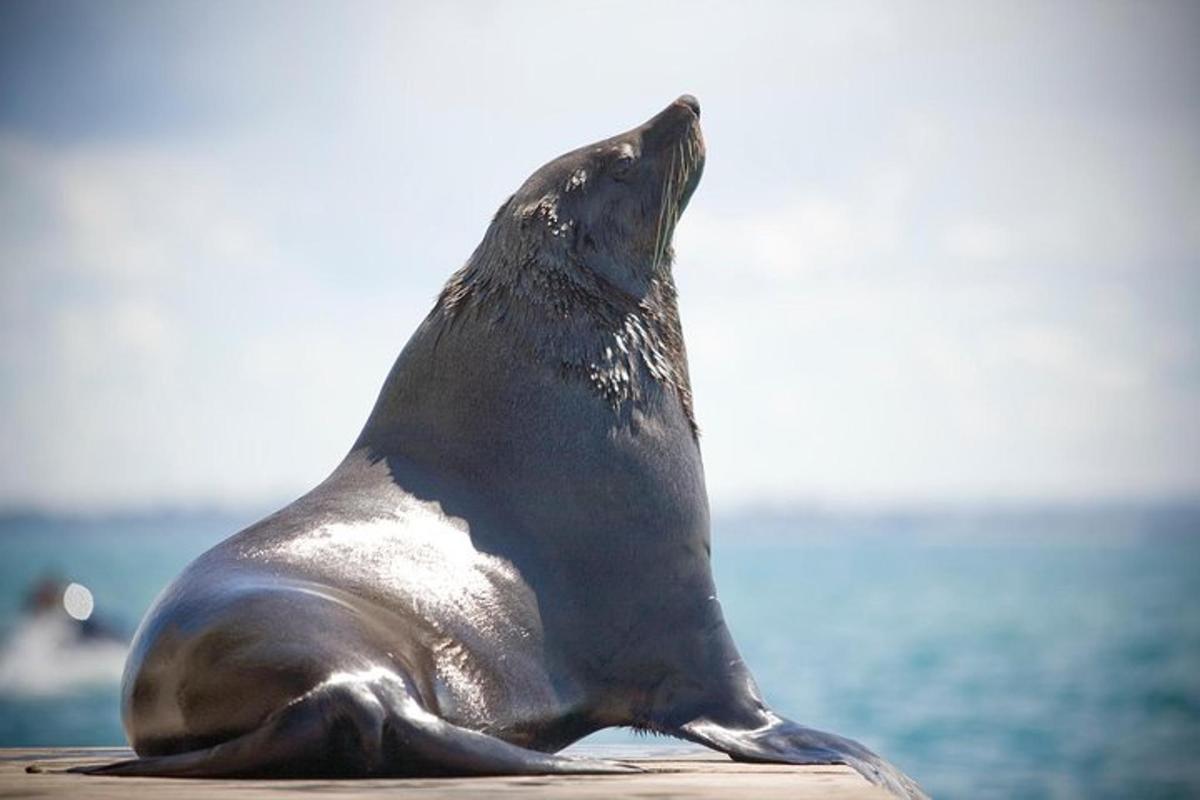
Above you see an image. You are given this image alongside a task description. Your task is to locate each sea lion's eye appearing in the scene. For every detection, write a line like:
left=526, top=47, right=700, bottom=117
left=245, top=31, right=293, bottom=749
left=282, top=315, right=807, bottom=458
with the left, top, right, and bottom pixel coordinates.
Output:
left=612, top=146, right=636, bottom=180
left=614, top=151, right=643, bottom=179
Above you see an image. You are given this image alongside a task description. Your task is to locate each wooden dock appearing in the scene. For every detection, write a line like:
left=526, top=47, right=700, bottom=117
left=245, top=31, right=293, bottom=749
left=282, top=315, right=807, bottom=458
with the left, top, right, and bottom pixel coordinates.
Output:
left=2, top=745, right=888, bottom=798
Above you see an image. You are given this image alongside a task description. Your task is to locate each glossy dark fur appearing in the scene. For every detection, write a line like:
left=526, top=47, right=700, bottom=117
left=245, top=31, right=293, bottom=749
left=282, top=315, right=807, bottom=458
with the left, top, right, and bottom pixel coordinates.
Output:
left=81, top=97, right=926, bottom=798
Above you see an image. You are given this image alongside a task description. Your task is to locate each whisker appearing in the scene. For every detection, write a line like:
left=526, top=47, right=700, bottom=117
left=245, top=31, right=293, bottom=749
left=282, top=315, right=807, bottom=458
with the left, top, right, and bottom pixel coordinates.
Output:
left=652, top=148, right=676, bottom=273
left=666, top=145, right=683, bottom=264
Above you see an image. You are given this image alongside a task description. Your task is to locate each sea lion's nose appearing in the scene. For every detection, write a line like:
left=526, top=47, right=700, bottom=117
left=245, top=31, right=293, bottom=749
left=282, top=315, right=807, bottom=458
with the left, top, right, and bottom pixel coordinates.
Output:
left=675, top=94, right=700, bottom=118
left=642, top=95, right=702, bottom=148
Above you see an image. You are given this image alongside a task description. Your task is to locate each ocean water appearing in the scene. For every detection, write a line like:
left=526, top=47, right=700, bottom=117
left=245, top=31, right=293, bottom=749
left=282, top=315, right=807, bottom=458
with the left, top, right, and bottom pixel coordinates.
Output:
left=1, top=504, right=1197, bottom=799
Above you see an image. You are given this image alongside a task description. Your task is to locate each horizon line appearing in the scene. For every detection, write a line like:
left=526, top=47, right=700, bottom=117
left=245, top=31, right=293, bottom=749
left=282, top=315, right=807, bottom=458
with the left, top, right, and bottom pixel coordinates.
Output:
left=2, top=493, right=1199, bottom=523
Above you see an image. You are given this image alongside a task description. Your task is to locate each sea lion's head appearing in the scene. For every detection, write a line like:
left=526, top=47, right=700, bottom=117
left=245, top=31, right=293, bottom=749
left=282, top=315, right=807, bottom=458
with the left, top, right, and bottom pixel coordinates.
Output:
left=426, top=97, right=705, bottom=432
left=500, top=95, right=705, bottom=299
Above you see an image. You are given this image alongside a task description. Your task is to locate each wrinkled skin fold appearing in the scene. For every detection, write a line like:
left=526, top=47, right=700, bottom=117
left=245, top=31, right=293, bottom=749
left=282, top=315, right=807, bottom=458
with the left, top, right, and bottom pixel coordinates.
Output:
left=78, top=96, right=927, bottom=799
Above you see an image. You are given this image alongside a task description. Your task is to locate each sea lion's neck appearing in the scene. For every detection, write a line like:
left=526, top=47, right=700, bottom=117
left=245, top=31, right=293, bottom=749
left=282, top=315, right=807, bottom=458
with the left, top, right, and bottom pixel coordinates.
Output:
left=431, top=234, right=696, bottom=435
left=354, top=228, right=698, bottom=463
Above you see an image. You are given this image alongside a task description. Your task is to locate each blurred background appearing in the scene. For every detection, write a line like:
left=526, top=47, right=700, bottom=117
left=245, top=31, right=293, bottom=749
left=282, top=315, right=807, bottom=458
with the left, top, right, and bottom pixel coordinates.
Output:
left=1, top=2, right=1197, bottom=797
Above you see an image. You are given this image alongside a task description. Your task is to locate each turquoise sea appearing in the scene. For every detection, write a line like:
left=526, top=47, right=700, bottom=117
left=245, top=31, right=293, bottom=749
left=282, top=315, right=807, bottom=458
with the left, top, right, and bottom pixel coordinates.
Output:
left=1, top=504, right=1197, bottom=799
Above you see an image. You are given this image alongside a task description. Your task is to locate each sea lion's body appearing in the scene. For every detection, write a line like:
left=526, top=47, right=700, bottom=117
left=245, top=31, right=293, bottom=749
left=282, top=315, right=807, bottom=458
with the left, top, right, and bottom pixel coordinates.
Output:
left=125, top=315, right=712, bottom=760
left=89, top=98, right=926, bottom=798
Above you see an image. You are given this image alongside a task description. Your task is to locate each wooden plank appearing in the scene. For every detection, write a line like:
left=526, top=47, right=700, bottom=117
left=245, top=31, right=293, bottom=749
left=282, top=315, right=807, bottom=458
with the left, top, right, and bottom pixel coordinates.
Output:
left=2, top=747, right=889, bottom=799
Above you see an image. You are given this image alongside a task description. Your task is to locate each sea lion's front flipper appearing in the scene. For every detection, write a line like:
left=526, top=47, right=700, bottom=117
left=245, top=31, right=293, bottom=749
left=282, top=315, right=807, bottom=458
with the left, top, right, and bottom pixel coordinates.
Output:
left=75, top=671, right=639, bottom=778
left=678, top=714, right=928, bottom=799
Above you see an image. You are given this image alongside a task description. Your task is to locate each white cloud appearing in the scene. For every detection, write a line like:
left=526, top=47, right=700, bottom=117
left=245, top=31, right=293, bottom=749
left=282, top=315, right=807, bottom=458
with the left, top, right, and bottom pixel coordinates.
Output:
left=677, top=163, right=909, bottom=285
left=53, top=296, right=180, bottom=378
left=0, top=128, right=441, bottom=509
left=941, top=220, right=1015, bottom=263
left=672, top=101, right=1200, bottom=504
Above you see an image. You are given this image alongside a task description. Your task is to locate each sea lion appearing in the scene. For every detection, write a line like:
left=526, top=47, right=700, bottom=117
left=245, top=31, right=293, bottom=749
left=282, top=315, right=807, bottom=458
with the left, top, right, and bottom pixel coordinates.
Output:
left=82, top=96, right=926, bottom=798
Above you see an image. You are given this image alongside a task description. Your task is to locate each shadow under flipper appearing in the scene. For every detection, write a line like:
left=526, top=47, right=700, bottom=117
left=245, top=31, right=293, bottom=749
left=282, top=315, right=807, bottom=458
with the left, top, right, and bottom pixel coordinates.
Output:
left=73, top=669, right=641, bottom=779
left=677, top=713, right=929, bottom=800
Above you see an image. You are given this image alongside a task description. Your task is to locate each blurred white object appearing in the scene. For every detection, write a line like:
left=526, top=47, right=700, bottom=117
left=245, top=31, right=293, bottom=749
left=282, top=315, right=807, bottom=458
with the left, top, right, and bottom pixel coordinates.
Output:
left=0, top=611, right=125, bottom=696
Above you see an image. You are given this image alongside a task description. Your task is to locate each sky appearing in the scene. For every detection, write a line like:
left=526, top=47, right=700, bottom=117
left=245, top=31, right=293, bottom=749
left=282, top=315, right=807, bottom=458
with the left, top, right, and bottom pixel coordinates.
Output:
left=1, top=0, right=1197, bottom=512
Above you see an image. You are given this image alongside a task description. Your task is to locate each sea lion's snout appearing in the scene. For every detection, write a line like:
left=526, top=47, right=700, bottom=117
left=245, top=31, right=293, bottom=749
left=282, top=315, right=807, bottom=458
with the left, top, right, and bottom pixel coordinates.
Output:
left=642, top=95, right=703, bottom=151
left=489, top=97, right=706, bottom=299
left=642, top=95, right=705, bottom=217
left=675, top=94, right=701, bottom=118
